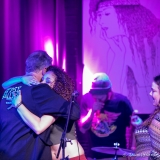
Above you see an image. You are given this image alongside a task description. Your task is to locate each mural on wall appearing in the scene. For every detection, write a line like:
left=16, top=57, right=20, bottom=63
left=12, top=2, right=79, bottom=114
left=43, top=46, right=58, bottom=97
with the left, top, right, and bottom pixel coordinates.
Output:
left=83, top=0, right=160, bottom=113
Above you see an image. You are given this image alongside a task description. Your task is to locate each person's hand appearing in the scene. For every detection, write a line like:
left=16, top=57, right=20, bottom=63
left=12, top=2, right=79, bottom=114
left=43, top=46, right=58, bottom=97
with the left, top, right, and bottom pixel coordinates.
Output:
left=131, top=115, right=143, bottom=127
left=21, top=75, right=39, bottom=86
left=92, top=101, right=104, bottom=112
left=6, top=90, right=22, bottom=110
left=12, top=90, right=22, bottom=106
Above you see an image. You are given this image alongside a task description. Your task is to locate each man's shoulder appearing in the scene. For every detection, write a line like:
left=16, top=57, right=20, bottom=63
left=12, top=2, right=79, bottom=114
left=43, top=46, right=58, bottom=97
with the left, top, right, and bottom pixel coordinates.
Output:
left=31, top=83, right=57, bottom=96
left=82, top=92, right=93, bottom=99
left=32, top=83, right=50, bottom=89
left=113, top=93, right=133, bottom=112
left=31, top=83, right=65, bottom=102
left=113, top=92, right=129, bottom=101
left=112, top=92, right=132, bottom=106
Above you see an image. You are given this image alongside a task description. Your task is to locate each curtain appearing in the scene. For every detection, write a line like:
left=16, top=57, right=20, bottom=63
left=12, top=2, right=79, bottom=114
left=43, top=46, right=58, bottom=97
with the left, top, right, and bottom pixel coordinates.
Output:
left=0, top=0, right=66, bottom=97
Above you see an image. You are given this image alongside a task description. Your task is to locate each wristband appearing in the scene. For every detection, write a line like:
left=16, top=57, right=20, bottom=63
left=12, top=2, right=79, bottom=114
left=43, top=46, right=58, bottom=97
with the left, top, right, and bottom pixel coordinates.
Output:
left=15, top=102, right=22, bottom=109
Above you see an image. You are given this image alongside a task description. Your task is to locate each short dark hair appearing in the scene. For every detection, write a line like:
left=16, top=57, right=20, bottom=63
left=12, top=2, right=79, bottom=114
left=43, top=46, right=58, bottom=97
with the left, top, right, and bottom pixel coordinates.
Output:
left=25, top=50, right=52, bottom=73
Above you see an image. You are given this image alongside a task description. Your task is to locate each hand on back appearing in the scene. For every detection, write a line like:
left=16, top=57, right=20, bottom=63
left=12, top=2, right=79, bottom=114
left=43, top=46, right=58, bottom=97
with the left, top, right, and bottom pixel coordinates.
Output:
left=22, top=75, right=40, bottom=86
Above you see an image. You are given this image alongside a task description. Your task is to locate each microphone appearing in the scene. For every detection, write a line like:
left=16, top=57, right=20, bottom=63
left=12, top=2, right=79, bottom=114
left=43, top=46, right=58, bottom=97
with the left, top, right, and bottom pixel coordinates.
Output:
left=72, top=91, right=79, bottom=97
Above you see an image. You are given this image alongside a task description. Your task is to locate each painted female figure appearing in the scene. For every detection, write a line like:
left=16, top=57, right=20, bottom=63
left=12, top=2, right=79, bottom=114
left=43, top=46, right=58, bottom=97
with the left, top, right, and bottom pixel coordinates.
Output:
left=88, top=0, right=160, bottom=112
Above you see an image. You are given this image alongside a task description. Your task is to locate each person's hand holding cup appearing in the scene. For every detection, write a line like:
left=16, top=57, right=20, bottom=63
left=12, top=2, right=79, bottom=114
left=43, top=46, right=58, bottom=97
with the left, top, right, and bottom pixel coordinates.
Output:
left=131, top=110, right=143, bottom=127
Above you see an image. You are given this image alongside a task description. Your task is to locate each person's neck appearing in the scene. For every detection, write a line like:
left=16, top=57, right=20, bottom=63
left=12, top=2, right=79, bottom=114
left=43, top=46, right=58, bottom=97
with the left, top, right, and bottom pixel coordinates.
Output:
left=107, top=90, right=113, bottom=100
left=26, top=72, right=41, bottom=82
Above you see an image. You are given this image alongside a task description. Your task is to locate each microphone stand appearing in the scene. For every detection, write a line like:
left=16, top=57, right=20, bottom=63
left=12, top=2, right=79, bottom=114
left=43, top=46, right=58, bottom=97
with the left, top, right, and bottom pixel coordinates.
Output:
left=56, top=91, right=78, bottom=160
left=112, top=142, right=120, bottom=160
left=112, top=149, right=118, bottom=160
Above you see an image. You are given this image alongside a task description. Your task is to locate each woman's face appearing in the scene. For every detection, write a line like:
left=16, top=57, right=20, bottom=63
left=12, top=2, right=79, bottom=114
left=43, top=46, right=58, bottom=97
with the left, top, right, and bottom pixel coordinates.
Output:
left=96, top=4, right=121, bottom=38
left=150, top=81, right=160, bottom=106
left=41, top=71, right=57, bottom=89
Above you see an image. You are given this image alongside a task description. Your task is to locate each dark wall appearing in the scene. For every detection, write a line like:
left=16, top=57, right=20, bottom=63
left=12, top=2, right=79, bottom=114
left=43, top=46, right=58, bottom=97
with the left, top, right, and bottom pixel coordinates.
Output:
left=64, top=0, right=83, bottom=100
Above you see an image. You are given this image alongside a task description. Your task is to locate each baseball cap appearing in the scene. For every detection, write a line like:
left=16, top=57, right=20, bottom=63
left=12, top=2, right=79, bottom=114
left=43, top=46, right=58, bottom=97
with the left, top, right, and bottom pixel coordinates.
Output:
left=89, top=72, right=112, bottom=94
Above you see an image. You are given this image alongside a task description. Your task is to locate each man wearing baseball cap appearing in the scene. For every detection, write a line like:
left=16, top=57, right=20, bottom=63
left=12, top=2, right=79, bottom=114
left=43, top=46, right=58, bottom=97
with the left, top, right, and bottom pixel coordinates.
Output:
left=78, top=73, right=133, bottom=160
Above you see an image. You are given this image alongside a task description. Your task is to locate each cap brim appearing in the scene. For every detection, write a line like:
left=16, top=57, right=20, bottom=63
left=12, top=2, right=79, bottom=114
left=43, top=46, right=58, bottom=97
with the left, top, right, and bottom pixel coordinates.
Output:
left=89, top=88, right=111, bottom=95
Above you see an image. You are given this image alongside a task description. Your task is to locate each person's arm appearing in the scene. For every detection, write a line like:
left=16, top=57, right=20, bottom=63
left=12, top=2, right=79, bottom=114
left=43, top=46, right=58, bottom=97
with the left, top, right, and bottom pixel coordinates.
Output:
left=126, top=123, right=135, bottom=149
left=129, top=114, right=143, bottom=150
left=2, top=76, right=23, bottom=89
left=123, top=99, right=142, bottom=150
left=79, top=98, right=104, bottom=133
left=131, top=132, right=136, bottom=151
left=79, top=109, right=95, bottom=133
left=121, top=98, right=134, bottom=150
left=2, top=75, right=39, bottom=89
left=17, top=105, right=55, bottom=134
left=11, top=90, right=56, bottom=135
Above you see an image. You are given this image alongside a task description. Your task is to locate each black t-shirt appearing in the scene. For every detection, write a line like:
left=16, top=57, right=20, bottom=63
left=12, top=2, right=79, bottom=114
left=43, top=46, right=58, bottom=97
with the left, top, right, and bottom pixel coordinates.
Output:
left=50, top=102, right=80, bottom=145
left=0, top=83, right=79, bottom=160
left=80, top=92, right=133, bottom=159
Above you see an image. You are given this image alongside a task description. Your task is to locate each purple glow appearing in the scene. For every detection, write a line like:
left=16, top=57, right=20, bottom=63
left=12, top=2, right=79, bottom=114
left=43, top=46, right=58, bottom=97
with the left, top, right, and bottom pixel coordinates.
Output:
left=80, top=109, right=92, bottom=123
left=62, top=57, right=66, bottom=71
left=62, top=47, right=66, bottom=71
left=82, top=66, right=93, bottom=95
left=56, top=43, right=59, bottom=65
left=44, top=38, right=54, bottom=64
